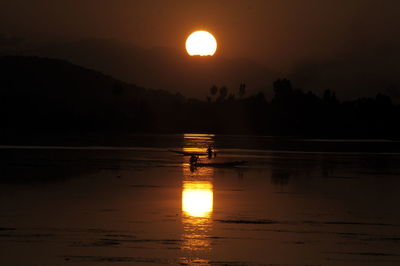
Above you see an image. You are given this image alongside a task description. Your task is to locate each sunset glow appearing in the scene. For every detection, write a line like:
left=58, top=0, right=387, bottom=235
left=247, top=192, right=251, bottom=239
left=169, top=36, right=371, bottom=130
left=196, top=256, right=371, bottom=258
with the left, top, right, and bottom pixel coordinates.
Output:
left=185, top=31, right=217, bottom=56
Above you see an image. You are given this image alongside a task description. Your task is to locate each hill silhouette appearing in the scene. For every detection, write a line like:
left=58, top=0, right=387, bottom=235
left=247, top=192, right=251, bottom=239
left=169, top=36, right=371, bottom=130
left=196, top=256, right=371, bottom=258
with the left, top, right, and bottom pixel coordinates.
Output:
left=1, top=56, right=400, bottom=145
left=0, top=56, right=185, bottom=139
left=15, top=39, right=279, bottom=99
left=4, top=38, right=400, bottom=101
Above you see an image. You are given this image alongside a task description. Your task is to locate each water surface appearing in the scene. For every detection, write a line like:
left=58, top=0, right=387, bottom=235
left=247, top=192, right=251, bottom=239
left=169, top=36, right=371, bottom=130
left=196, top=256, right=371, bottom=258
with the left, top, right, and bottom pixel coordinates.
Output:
left=0, top=134, right=399, bottom=265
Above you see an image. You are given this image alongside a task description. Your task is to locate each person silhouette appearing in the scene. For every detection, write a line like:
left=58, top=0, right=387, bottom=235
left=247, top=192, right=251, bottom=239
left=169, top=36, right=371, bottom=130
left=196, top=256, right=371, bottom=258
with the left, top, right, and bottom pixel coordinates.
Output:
left=189, top=154, right=199, bottom=166
left=207, top=145, right=213, bottom=159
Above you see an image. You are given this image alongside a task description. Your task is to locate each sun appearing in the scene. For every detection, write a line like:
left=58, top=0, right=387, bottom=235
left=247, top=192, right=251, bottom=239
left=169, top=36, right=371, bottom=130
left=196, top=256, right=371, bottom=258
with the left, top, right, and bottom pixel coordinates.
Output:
left=185, top=30, right=217, bottom=56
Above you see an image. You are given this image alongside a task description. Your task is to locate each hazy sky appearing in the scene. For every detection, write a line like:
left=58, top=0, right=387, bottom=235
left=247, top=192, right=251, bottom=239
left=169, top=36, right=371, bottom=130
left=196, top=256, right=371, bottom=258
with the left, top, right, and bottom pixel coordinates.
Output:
left=1, top=0, right=400, bottom=99
left=1, top=0, right=399, bottom=69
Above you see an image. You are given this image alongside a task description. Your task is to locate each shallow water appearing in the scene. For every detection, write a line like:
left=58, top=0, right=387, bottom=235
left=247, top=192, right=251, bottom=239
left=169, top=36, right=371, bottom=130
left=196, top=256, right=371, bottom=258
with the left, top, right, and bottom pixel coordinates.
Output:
left=0, top=134, right=400, bottom=265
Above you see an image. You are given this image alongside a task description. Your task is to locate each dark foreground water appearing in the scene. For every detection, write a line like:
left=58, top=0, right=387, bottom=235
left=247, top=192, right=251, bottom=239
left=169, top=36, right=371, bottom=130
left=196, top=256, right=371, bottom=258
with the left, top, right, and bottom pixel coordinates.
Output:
left=0, top=134, right=400, bottom=266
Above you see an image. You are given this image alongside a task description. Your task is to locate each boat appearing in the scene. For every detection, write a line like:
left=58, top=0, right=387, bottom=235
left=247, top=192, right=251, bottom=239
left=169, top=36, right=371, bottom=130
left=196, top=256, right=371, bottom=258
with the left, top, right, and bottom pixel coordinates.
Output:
left=168, top=149, right=207, bottom=156
left=195, top=161, right=247, bottom=168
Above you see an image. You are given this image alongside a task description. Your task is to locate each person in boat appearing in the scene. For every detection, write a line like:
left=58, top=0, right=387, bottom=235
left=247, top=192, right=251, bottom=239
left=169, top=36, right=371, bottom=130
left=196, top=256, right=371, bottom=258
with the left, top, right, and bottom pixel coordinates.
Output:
left=189, top=164, right=196, bottom=172
left=207, top=145, right=213, bottom=159
left=189, top=154, right=199, bottom=166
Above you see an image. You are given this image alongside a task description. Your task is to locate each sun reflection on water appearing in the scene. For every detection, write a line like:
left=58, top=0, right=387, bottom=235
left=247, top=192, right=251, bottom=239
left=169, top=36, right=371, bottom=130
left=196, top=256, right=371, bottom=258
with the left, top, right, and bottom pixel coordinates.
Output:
left=182, top=181, right=213, bottom=218
left=180, top=134, right=215, bottom=264
left=181, top=168, right=214, bottom=253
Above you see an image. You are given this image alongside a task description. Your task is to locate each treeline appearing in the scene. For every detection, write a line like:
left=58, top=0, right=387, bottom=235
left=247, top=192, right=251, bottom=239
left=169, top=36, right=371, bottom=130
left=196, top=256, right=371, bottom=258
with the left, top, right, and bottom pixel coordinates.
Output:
left=1, top=56, right=399, bottom=140
left=188, top=78, right=399, bottom=138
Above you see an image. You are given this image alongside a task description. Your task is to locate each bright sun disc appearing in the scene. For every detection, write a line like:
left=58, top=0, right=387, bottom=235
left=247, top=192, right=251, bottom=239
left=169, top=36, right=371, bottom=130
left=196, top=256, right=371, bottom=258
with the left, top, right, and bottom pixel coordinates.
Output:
left=186, top=30, right=217, bottom=56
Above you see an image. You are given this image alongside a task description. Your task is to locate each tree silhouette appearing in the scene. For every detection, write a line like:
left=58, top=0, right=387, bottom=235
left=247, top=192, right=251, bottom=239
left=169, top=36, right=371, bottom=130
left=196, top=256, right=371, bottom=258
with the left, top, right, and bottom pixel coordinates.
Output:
left=273, top=78, right=292, bottom=100
left=219, top=86, right=228, bottom=101
left=3, top=56, right=400, bottom=139
left=239, top=82, right=246, bottom=98
left=210, top=85, right=218, bottom=97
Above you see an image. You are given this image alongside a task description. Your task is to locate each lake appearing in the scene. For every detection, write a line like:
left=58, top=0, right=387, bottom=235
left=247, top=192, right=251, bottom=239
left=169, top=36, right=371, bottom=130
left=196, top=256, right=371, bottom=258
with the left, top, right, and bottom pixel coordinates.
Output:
left=0, top=134, right=399, bottom=266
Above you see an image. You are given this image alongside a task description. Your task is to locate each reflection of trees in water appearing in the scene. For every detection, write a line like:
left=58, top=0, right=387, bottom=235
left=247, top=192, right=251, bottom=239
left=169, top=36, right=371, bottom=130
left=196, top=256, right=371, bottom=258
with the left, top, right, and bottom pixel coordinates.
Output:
left=0, top=165, right=99, bottom=185
left=268, top=153, right=336, bottom=186
left=269, top=153, right=297, bottom=186
left=358, top=154, right=400, bottom=175
left=236, top=168, right=245, bottom=179
left=271, top=169, right=291, bottom=185
left=268, top=152, right=400, bottom=186
left=320, top=154, right=335, bottom=178
left=0, top=149, right=123, bottom=184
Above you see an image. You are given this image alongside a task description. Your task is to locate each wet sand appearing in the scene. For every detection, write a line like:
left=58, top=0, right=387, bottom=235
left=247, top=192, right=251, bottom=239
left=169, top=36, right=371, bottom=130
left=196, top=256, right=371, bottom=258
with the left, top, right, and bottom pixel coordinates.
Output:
left=0, top=134, right=400, bottom=265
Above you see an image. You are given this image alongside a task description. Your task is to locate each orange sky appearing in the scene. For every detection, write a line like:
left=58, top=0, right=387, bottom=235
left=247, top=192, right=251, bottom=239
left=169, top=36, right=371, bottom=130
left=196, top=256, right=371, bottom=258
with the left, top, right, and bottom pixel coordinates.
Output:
left=1, top=0, right=399, bottom=70
left=1, top=0, right=400, bottom=99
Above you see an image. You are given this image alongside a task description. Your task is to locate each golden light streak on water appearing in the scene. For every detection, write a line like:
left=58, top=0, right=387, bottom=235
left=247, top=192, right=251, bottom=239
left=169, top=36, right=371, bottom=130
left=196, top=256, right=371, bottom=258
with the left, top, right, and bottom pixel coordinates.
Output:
left=182, top=181, right=213, bottom=218
left=180, top=134, right=215, bottom=263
